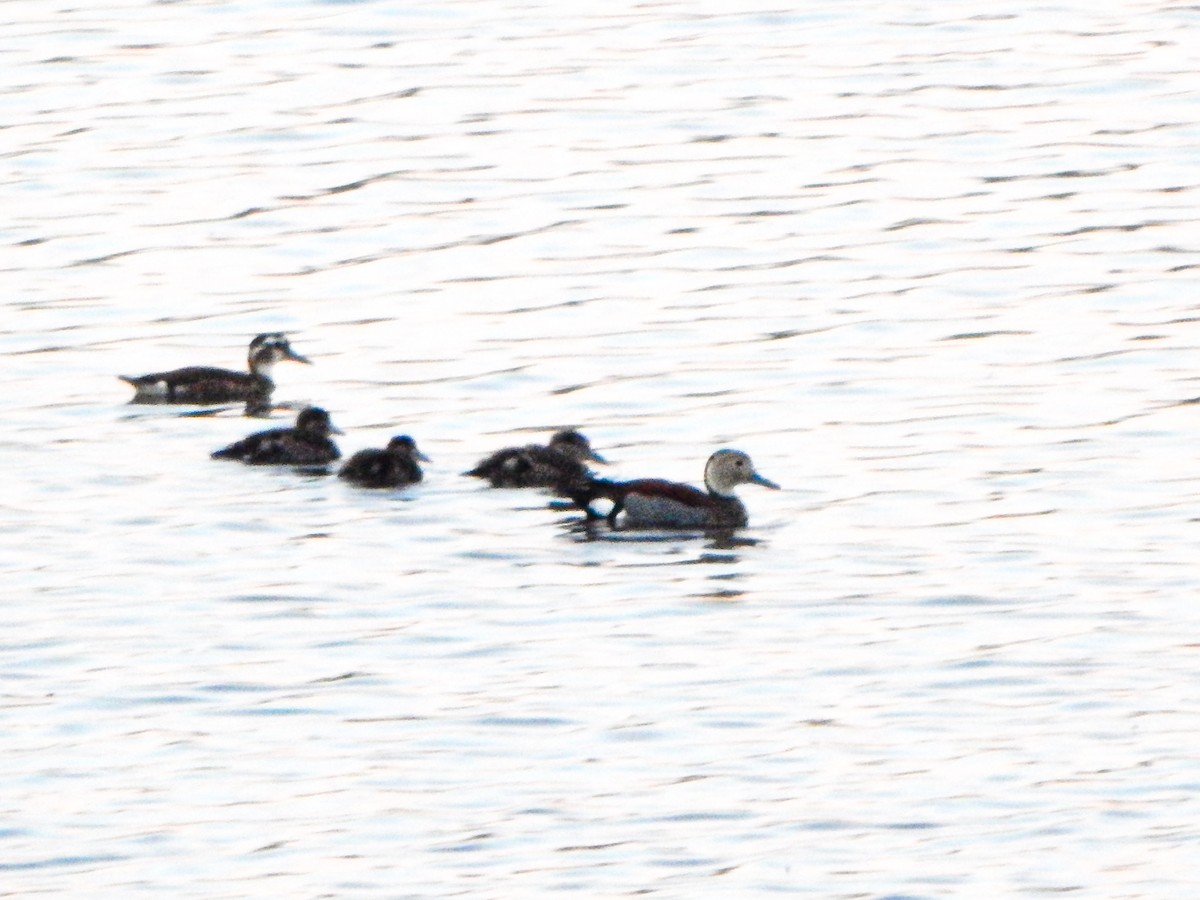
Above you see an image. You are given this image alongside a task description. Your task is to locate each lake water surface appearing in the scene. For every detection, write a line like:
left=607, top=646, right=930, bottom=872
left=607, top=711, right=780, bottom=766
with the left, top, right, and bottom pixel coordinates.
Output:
left=3, top=1, right=1200, bottom=897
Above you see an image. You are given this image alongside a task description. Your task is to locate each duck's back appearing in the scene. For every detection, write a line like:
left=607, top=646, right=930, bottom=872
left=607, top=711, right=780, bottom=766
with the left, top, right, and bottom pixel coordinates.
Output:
left=213, top=428, right=338, bottom=465
left=468, top=445, right=588, bottom=489
left=607, top=479, right=748, bottom=528
left=122, top=366, right=269, bottom=404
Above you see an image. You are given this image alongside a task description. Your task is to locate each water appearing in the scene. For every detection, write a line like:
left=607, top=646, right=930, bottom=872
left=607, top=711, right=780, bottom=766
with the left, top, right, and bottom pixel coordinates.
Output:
left=3, top=0, right=1200, bottom=896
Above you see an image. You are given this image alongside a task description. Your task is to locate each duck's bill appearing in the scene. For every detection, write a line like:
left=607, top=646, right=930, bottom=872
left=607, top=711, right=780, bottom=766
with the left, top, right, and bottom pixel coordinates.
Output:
left=588, top=450, right=608, bottom=464
left=751, top=473, right=781, bottom=490
left=285, top=348, right=313, bottom=364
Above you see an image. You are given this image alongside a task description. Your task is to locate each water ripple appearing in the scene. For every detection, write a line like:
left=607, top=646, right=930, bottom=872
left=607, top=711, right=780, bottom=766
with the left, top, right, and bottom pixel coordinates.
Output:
left=3, top=1, right=1200, bottom=897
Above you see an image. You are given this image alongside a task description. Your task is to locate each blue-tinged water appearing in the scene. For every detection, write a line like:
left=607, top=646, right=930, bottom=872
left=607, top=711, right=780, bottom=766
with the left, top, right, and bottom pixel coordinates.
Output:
left=3, top=1, right=1200, bottom=896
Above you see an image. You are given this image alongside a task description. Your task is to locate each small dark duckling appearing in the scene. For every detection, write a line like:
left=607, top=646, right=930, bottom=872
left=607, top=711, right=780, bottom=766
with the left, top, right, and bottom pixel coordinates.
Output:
left=120, top=333, right=311, bottom=405
left=579, top=449, right=779, bottom=528
left=339, top=435, right=429, bottom=488
left=211, top=406, right=342, bottom=466
left=464, top=429, right=607, bottom=492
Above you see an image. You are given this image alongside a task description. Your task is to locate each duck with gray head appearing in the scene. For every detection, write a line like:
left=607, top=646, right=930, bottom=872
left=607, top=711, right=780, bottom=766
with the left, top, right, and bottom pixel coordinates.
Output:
left=578, top=449, right=779, bottom=528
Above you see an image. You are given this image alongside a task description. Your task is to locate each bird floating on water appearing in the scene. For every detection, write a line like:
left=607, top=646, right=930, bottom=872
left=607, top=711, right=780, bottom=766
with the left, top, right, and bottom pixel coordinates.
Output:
left=120, top=333, right=310, bottom=406
left=464, top=429, right=607, bottom=495
left=211, top=406, right=342, bottom=466
left=578, top=449, right=779, bottom=528
left=339, top=435, right=428, bottom=488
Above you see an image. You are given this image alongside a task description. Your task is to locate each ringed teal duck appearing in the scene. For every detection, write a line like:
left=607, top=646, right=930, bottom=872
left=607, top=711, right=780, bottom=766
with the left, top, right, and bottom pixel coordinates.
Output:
left=582, top=449, right=779, bottom=528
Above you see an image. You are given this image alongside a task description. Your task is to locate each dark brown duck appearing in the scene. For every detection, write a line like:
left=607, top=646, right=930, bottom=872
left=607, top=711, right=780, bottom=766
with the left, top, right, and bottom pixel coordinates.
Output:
left=465, top=429, right=606, bottom=492
left=339, top=435, right=428, bottom=488
left=211, top=406, right=342, bottom=466
left=120, top=333, right=310, bottom=405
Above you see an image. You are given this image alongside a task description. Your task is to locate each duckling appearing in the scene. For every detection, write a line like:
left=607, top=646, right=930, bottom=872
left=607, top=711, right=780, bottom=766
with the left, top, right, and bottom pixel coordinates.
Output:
left=464, top=429, right=606, bottom=492
left=120, top=333, right=310, bottom=405
left=339, top=435, right=428, bottom=488
left=580, top=449, right=779, bottom=528
left=211, top=406, right=341, bottom=466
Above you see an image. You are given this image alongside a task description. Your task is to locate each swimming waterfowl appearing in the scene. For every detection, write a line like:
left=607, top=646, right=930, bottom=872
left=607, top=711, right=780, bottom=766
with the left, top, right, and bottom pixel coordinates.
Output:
left=211, top=406, right=342, bottom=466
left=581, top=449, right=779, bottom=528
left=339, top=435, right=428, bottom=488
left=120, top=333, right=311, bottom=405
left=464, top=429, right=607, bottom=492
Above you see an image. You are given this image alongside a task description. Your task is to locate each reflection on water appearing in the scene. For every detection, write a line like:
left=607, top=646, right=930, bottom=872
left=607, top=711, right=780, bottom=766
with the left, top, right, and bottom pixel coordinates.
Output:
left=4, top=0, right=1200, bottom=896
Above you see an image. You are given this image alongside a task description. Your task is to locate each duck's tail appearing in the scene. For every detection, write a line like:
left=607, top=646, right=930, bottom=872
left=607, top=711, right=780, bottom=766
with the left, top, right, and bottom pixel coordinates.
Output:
left=561, top=477, right=627, bottom=523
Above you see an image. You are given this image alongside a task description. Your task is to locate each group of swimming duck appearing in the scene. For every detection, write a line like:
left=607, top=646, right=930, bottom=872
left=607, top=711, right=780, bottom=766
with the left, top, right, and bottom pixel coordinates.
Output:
left=121, top=333, right=781, bottom=528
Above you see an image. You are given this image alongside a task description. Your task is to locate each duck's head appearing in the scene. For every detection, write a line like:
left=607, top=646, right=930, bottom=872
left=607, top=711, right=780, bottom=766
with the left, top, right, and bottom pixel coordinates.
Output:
left=249, top=333, right=311, bottom=372
left=549, top=429, right=606, bottom=464
left=386, top=434, right=430, bottom=462
left=295, top=406, right=342, bottom=437
left=704, top=449, right=780, bottom=498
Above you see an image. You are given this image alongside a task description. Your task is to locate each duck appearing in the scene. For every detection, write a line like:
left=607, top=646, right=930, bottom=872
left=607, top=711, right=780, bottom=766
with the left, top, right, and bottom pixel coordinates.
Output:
left=211, top=406, right=342, bottom=466
left=579, top=449, right=779, bottom=528
left=464, top=429, right=607, bottom=492
left=339, top=435, right=429, bottom=488
left=120, top=333, right=311, bottom=405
